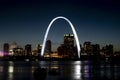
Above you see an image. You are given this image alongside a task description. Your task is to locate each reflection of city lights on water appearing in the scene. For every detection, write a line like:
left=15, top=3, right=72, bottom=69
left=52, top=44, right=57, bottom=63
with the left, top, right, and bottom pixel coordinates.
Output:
left=9, top=66, right=14, bottom=73
left=74, top=61, right=81, bottom=79
left=31, top=66, right=35, bottom=73
left=9, top=73, right=13, bottom=80
left=8, top=62, right=14, bottom=80
left=50, top=66, right=59, bottom=69
left=0, top=66, right=3, bottom=72
left=84, top=65, right=89, bottom=73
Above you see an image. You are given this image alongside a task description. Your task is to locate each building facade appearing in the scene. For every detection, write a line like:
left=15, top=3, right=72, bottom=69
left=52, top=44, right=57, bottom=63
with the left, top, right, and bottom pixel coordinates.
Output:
left=25, top=44, right=32, bottom=56
left=45, top=40, right=51, bottom=54
left=3, top=43, right=9, bottom=56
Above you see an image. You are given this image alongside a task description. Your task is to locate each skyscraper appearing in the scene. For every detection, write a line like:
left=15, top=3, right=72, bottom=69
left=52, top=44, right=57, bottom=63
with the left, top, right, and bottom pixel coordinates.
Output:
left=64, top=34, right=74, bottom=46
left=13, top=48, right=24, bottom=56
left=37, top=44, right=42, bottom=53
left=45, top=40, right=51, bottom=54
left=58, top=34, right=76, bottom=58
left=25, top=44, right=32, bottom=56
left=83, top=41, right=92, bottom=55
left=3, top=43, right=9, bottom=56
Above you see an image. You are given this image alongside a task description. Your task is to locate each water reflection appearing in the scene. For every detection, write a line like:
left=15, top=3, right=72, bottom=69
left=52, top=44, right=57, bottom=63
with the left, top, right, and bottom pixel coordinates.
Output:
left=81, top=61, right=91, bottom=80
left=8, top=66, right=14, bottom=73
left=8, top=61, right=14, bottom=80
left=0, top=61, right=119, bottom=80
left=73, top=61, right=81, bottom=80
left=0, top=65, right=3, bottom=72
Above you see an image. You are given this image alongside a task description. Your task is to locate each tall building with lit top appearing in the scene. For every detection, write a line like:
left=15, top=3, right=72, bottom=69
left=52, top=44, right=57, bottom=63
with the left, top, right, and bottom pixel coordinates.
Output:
left=64, top=34, right=74, bottom=46
left=58, top=34, right=76, bottom=58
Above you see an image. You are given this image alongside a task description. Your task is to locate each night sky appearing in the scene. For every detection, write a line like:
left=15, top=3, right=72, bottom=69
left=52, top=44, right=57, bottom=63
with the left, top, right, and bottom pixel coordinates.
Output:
left=0, top=0, right=120, bottom=51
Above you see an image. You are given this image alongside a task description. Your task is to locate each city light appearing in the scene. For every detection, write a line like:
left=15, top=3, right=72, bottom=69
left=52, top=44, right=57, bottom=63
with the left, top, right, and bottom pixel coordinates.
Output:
left=74, top=61, right=81, bottom=79
left=41, top=16, right=81, bottom=58
left=0, top=51, right=4, bottom=57
left=0, top=51, right=9, bottom=57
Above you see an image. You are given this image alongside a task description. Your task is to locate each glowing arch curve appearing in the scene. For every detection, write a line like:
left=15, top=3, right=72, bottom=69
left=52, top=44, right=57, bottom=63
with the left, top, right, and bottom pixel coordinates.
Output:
left=41, top=16, right=81, bottom=58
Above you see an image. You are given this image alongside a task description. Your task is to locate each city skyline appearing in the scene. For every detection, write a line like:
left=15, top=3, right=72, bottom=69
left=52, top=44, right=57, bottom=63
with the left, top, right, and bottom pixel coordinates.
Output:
left=1, top=34, right=118, bottom=61
left=0, top=0, right=120, bottom=51
left=1, top=37, right=118, bottom=52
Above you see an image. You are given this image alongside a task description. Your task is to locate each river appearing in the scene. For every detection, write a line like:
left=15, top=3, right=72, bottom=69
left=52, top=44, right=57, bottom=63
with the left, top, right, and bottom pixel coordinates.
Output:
left=0, top=61, right=120, bottom=80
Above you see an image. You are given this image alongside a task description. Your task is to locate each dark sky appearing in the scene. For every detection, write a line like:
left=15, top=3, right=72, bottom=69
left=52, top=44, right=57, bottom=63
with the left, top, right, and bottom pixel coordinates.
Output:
left=0, top=0, right=120, bottom=51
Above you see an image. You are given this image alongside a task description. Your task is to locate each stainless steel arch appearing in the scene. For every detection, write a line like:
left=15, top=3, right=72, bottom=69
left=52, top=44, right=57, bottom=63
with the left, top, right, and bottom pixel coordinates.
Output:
left=41, top=16, right=81, bottom=58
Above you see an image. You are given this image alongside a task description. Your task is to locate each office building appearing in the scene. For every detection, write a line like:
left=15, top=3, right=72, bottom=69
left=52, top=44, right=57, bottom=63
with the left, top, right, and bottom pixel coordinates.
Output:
left=25, top=44, right=32, bottom=56
left=45, top=40, right=51, bottom=54
left=57, top=34, right=76, bottom=58
left=83, top=41, right=92, bottom=55
left=3, top=43, right=9, bottom=56
left=13, top=48, right=24, bottom=56
left=64, top=34, right=74, bottom=46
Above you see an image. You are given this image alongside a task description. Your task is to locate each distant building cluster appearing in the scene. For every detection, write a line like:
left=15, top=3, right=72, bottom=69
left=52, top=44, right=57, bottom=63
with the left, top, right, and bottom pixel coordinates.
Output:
left=80, top=41, right=114, bottom=60
left=3, top=42, right=41, bottom=58
left=81, top=41, right=100, bottom=56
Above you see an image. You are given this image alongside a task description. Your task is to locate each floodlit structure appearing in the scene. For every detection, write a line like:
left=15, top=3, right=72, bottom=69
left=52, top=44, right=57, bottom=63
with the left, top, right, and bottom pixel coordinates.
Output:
left=41, top=16, right=81, bottom=58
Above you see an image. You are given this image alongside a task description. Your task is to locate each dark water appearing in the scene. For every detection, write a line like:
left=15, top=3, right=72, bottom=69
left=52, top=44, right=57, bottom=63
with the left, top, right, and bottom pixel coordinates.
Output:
left=0, top=61, right=120, bottom=80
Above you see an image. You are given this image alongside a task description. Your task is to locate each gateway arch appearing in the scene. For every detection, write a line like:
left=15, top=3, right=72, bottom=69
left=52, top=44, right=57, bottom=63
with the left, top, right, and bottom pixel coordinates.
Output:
left=41, top=16, right=81, bottom=58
